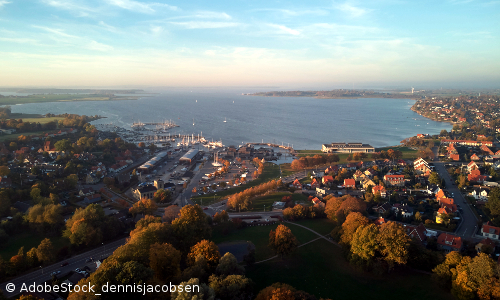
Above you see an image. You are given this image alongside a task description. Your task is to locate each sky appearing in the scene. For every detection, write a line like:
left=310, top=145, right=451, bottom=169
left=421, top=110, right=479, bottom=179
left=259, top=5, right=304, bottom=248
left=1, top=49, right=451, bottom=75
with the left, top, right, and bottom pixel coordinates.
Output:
left=0, top=0, right=499, bottom=88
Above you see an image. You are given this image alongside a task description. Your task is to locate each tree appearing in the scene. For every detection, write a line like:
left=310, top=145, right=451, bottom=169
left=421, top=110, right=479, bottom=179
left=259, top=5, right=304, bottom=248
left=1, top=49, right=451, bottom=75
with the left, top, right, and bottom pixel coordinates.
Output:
left=129, top=198, right=158, bottom=216
left=187, top=240, right=221, bottom=271
left=163, top=205, right=181, bottom=223
left=486, top=187, right=500, bottom=217
left=0, top=166, right=10, bottom=177
left=54, top=139, right=72, bottom=152
left=428, top=172, right=442, bottom=187
left=171, top=205, right=212, bottom=252
left=351, top=224, right=380, bottom=261
left=325, top=197, right=342, bottom=222
left=377, top=222, right=410, bottom=268
left=36, top=238, right=55, bottom=263
left=341, top=212, right=369, bottom=246
left=255, top=283, right=315, bottom=300
left=268, top=224, right=298, bottom=257
left=208, top=274, right=254, bottom=300
left=153, top=189, right=172, bottom=204
left=149, top=242, right=181, bottom=282
left=171, top=278, right=215, bottom=300
left=138, top=142, right=145, bottom=148
left=215, top=252, right=245, bottom=277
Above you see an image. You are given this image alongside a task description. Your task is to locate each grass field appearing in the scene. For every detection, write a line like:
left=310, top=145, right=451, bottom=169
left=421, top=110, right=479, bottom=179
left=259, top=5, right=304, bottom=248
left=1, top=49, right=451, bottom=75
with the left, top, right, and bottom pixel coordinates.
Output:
left=293, top=146, right=418, bottom=164
left=212, top=222, right=319, bottom=261
left=17, top=116, right=65, bottom=124
left=191, top=163, right=281, bottom=206
left=0, top=232, right=70, bottom=259
left=0, top=130, right=48, bottom=142
left=248, top=192, right=308, bottom=212
left=376, top=146, right=419, bottom=159
left=246, top=239, right=453, bottom=300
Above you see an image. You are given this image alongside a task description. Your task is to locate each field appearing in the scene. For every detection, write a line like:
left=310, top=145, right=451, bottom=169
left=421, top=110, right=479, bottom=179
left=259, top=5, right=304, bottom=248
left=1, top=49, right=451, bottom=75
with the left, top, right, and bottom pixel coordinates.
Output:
left=16, top=116, right=65, bottom=124
left=375, top=146, right=419, bottom=159
left=214, top=219, right=452, bottom=300
left=0, top=94, right=139, bottom=105
left=0, top=130, right=48, bottom=142
left=294, top=146, right=418, bottom=163
left=0, top=232, right=70, bottom=259
left=247, top=192, right=308, bottom=212
left=191, top=163, right=281, bottom=206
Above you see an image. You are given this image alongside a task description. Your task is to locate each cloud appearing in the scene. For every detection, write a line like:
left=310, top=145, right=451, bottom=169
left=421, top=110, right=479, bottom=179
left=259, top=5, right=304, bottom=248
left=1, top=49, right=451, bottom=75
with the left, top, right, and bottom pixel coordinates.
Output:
left=99, top=21, right=119, bottom=32
left=167, top=11, right=232, bottom=20
left=0, top=1, right=10, bottom=8
left=170, top=21, right=239, bottom=29
left=250, top=8, right=328, bottom=17
left=106, top=0, right=177, bottom=14
left=0, top=37, right=38, bottom=44
left=86, top=40, right=114, bottom=51
left=32, top=25, right=79, bottom=39
left=40, top=0, right=95, bottom=16
left=268, top=24, right=301, bottom=36
left=336, top=3, right=367, bottom=17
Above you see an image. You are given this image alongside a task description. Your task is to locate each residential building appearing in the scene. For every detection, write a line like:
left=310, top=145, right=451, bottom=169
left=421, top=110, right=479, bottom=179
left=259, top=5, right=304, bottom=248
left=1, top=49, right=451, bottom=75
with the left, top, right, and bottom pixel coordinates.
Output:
left=383, top=174, right=405, bottom=186
left=292, top=179, right=303, bottom=189
left=372, top=185, right=387, bottom=198
left=481, top=222, right=500, bottom=241
left=310, top=178, right=320, bottom=189
left=83, top=193, right=102, bottom=205
left=133, top=185, right=157, bottom=200
left=471, top=188, right=489, bottom=201
left=322, top=176, right=334, bottom=185
left=437, top=233, right=463, bottom=252
left=344, top=179, right=355, bottom=188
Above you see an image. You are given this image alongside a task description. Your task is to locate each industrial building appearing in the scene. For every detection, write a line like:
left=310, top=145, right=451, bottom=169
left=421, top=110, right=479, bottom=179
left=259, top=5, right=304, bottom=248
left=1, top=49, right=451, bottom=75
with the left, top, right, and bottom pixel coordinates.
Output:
left=137, top=151, right=168, bottom=173
left=321, top=142, right=375, bottom=153
left=179, top=149, right=201, bottom=164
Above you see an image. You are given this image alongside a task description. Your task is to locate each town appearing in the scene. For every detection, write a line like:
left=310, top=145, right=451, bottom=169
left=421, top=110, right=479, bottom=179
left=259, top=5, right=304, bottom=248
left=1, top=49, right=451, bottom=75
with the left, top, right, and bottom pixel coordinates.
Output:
left=0, top=93, right=499, bottom=300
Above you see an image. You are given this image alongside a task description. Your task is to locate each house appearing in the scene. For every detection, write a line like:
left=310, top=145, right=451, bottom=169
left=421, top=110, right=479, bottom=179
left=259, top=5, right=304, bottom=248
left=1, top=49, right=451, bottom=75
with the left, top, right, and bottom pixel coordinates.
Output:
left=364, top=168, right=376, bottom=178
left=408, top=223, right=428, bottom=243
left=437, top=233, right=463, bottom=252
left=397, top=159, right=407, bottom=166
left=83, top=193, right=102, bottom=205
left=344, top=179, right=356, bottom=188
left=383, top=174, right=405, bottom=186
left=481, top=145, right=494, bottom=155
left=361, top=178, right=376, bottom=189
left=468, top=170, right=487, bottom=183
left=311, top=197, right=324, bottom=207
left=467, top=161, right=479, bottom=173
left=475, top=238, right=495, bottom=254
left=322, top=175, right=334, bottom=185
left=292, top=179, right=303, bottom=189
left=372, top=185, right=387, bottom=198
left=325, top=165, right=339, bottom=174
left=372, top=202, right=392, bottom=214
left=438, top=197, right=454, bottom=206
left=449, top=154, right=460, bottom=161
left=393, top=204, right=414, bottom=217
left=471, top=153, right=480, bottom=161
left=310, top=178, right=320, bottom=189
left=481, top=222, right=500, bottom=241
left=436, top=207, right=452, bottom=223
left=133, top=184, right=158, bottom=200
left=353, top=170, right=364, bottom=181
left=414, top=158, right=431, bottom=175
left=471, top=188, right=489, bottom=201
left=86, top=173, right=100, bottom=184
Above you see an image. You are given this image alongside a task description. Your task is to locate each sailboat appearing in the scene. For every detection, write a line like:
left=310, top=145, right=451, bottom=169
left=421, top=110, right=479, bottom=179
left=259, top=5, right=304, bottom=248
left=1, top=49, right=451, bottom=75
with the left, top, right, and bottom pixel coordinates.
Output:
left=193, top=118, right=195, bottom=126
left=223, top=117, right=227, bottom=123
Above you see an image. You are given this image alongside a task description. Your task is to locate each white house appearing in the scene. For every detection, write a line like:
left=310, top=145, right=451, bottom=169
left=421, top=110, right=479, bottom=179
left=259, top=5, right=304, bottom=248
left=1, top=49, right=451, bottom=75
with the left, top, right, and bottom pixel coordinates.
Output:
left=471, top=188, right=489, bottom=201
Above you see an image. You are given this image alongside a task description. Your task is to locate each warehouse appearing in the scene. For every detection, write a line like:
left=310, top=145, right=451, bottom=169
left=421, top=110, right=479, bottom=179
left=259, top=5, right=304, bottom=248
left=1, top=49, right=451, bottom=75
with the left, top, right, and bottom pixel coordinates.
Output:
left=137, top=151, right=168, bottom=173
left=179, top=149, right=200, bottom=164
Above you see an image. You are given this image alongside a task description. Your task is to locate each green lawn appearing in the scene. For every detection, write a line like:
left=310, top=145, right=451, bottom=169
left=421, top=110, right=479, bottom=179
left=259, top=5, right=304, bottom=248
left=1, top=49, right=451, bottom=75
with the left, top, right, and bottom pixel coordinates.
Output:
left=247, top=192, right=308, bottom=212
left=0, top=232, right=70, bottom=260
left=212, top=222, right=319, bottom=261
left=192, top=163, right=281, bottom=206
left=0, top=94, right=136, bottom=105
left=17, top=116, right=65, bottom=124
left=376, top=146, right=419, bottom=159
left=296, top=150, right=323, bottom=154
left=0, top=130, right=48, bottom=142
left=246, top=239, right=453, bottom=300
left=289, top=219, right=337, bottom=235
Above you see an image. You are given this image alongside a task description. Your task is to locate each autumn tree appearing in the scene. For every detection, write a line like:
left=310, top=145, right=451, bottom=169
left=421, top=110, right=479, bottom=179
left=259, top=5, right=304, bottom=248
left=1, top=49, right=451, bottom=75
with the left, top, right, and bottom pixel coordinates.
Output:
left=36, top=238, right=55, bottom=264
left=215, top=252, right=245, bottom=277
left=187, top=240, right=221, bottom=272
left=129, top=198, right=158, bottom=216
left=377, top=221, right=410, bottom=269
left=208, top=274, right=254, bottom=300
left=149, top=242, right=181, bottom=282
left=268, top=224, right=298, bottom=258
left=171, top=278, right=215, bottom=300
left=351, top=224, right=380, bottom=262
left=171, top=204, right=211, bottom=252
left=341, top=212, right=369, bottom=246
left=163, top=205, right=181, bottom=223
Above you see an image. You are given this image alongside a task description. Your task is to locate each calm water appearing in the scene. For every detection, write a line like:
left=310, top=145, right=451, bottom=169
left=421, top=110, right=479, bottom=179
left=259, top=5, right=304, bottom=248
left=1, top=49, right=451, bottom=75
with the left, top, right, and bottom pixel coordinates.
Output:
left=7, top=88, right=451, bottom=150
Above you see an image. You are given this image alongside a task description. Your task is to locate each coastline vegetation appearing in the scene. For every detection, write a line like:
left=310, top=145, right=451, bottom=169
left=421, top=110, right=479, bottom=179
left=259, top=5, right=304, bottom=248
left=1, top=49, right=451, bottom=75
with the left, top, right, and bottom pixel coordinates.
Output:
left=0, top=93, right=142, bottom=105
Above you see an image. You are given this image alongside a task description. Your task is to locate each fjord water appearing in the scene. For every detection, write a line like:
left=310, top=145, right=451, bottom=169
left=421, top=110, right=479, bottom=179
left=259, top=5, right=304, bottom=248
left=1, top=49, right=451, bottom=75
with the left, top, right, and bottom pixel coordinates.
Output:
left=10, top=88, right=451, bottom=150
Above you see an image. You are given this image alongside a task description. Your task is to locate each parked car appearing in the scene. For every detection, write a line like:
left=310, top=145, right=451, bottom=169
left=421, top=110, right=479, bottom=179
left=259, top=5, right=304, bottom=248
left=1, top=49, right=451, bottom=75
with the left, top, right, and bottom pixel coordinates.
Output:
left=61, top=262, right=69, bottom=267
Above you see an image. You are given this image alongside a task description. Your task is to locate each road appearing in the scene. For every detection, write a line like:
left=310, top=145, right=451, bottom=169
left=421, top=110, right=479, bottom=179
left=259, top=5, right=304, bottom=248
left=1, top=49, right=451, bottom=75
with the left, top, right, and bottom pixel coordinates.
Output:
left=431, top=147, right=479, bottom=239
left=0, top=238, right=127, bottom=298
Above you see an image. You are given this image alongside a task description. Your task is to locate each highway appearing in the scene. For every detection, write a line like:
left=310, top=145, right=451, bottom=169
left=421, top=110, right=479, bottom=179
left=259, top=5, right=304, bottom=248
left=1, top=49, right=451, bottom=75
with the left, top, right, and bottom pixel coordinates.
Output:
left=0, top=238, right=127, bottom=298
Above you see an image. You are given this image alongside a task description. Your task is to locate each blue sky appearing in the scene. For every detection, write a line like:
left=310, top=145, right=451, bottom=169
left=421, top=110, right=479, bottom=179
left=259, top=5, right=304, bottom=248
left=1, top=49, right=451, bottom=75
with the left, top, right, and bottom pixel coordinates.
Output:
left=0, top=0, right=499, bottom=88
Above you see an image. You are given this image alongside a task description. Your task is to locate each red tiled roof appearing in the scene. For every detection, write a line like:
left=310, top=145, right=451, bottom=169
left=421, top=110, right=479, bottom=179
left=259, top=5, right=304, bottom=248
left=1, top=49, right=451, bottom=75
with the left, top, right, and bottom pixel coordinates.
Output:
left=483, top=222, right=500, bottom=236
left=344, top=179, right=355, bottom=186
left=437, top=233, right=462, bottom=250
left=322, top=175, right=334, bottom=183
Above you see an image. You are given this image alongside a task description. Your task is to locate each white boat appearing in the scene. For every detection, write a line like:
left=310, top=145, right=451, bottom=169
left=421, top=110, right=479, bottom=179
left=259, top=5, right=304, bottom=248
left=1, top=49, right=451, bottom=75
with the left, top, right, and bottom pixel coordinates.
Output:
left=223, top=117, right=227, bottom=123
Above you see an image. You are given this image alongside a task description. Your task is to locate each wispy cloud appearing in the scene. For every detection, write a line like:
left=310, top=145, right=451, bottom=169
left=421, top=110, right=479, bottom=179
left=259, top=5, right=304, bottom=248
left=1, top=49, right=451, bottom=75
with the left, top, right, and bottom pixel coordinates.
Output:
left=448, top=0, right=475, bottom=4
left=98, top=21, right=121, bottom=33
left=0, top=37, right=38, bottom=44
left=87, top=40, right=114, bottom=51
left=170, top=21, right=239, bottom=29
left=250, top=8, right=328, bottom=17
left=336, top=3, right=367, bottom=17
left=33, top=25, right=79, bottom=39
left=0, top=1, right=11, bottom=8
left=268, top=24, right=301, bottom=36
left=41, top=0, right=96, bottom=16
left=106, top=0, right=177, bottom=14
left=167, top=11, right=232, bottom=20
